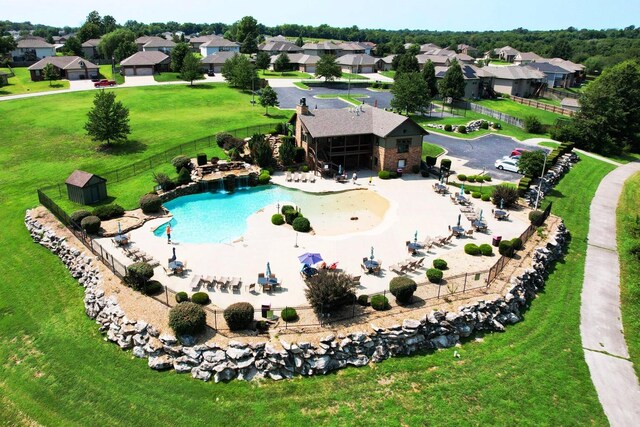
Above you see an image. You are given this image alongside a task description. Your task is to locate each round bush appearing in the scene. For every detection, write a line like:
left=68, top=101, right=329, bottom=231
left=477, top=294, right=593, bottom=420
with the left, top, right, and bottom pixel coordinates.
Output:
left=479, top=244, right=493, bottom=256
left=175, top=291, right=189, bottom=303
left=471, top=191, right=481, bottom=198
left=168, top=302, right=206, bottom=336
left=457, top=125, right=467, bottom=134
left=480, top=121, right=489, bottom=130
left=499, top=240, right=514, bottom=257
left=224, top=302, right=254, bottom=331
left=80, top=215, right=101, bottom=234
left=440, top=158, right=452, bottom=171
left=483, top=175, right=492, bottom=182
left=92, top=204, right=125, bottom=220
left=191, top=292, right=210, bottom=305
left=464, top=243, right=480, bottom=255
left=177, top=167, right=191, bottom=185
left=511, top=237, right=523, bottom=250
left=258, top=171, right=271, bottom=185
left=444, top=124, right=452, bottom=132
left=389, top=277, right=417, bottom=304
left=144, top=280, right=163, bottom=296
left=357, top=294, right=369, bottom=306
left=389, top=171, right=398, bottom=179
left=281, top=204, right=295, bottom=215
left=433, top=258, right=448, bottom=270
left=529, top=210, right=545, bottom=226
left=378, top=170, right=390, bottom=180
left=481, top=194, right=491, bottom=202
left=140, top=194, right=162, bottom=214
left=301, top=165, right=309, bottom=172
left=281, top=307, right=298, bottom=322
left=467, top=176, right=476, bottom=183
left=292, top=216, right=311, bottom=232
left=426, top=268, right=443, bottom=284
left=457, top=174, right=467, bottom=181
left=70, top=210, right=91, bottom=225
left=370, top=294, right=390, bottom=311
left=171, top=155, right=191, bottom=172
left=284, top=210, right=300, bottom=225
left=271, top=213, right=285, bottom=225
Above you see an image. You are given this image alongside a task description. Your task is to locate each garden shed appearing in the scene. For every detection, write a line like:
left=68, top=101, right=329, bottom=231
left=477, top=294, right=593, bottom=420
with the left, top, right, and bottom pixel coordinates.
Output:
left=65, top=170, right=107, bottom=205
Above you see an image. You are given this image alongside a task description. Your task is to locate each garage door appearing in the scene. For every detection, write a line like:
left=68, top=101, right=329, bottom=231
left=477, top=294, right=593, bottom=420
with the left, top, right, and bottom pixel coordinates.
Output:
left=66, top=70, right=84, bottom=80
left=124, top=67, right=136, bottom=76
left=135, top=67, right=153, bottom=76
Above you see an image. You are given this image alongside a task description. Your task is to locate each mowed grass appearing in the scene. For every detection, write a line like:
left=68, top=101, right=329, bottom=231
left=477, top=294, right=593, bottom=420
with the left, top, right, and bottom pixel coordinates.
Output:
left=0, top=84, right=611, bottom=424
left=422, top=142, right=445, bottom=158
left=257, top=70, right=312, bottom=79
left=0, top=66, right=69, bottom=96
left=98, top=64, right=124, bottom=85
left=617, top=171, right=640, bottom=377
left=474, top=98, right=564, bottom=125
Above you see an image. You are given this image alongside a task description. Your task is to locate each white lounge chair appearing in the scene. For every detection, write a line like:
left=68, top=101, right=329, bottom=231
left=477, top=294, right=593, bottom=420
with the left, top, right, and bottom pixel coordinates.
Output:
left=301, top=173, right=308, bottom=182
left=190, top=274, right=201, bottom=291
left=310, top=174, right=316, bottom=183
left=294, top=172, right=300, bottom=182
left=285, top=171, right=292, bottom=182
left=229, top=277, right=241, bottom=292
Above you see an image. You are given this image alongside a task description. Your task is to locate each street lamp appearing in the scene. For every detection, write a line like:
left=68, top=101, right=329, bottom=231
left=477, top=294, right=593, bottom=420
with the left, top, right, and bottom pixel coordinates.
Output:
left=534, top=152, right=548, bottom=210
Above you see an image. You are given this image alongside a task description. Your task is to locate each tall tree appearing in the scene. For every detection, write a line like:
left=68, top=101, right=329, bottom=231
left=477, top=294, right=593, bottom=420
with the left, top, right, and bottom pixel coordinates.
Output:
left=99, top=29, right=137, bottom=62
left=181, top=53, right=203, bottom=86
left=273, top=53, right=291, bottom=73
left=0, top=35, right=17, bottom=57
left=438, top=59, right=466, bottom=102
left=171, top=42, right=191, bottom=72
left=242, top=34, right=258, bottom=54
left=549, top=39, right=573, bottom=60
left=572, top=60, right=640, bottom=154
left=84, top=90, right=131, bottom=148
left=42, top=63, right=59, bottom=87
left=255, top=51, right=271, bottom=71
left=315, top=54, right=342, bottom=81
left=259, top=85, right=279, bottom=115
left=101, top=15, right=117, bottom=34
left=221, top=53, right=257, bottom=90
left=62, top=36, right=82, bottom=56
left=295, top=35, right=304, bottom=47
left=78, top=23, right=101, bottom=43
left=234, top=16, right=259, bottom=54
left=393, top=53, right=419, bottom=79
left=390, top=72, right=431, bottom=115
left=421, top=59, right=439, bottom=98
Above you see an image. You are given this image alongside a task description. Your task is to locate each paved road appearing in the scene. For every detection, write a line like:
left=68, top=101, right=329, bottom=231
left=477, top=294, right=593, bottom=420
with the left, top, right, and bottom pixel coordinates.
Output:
left=274, top=86, right=393, bottom=110
left=581, top=161, right=640, bottom=426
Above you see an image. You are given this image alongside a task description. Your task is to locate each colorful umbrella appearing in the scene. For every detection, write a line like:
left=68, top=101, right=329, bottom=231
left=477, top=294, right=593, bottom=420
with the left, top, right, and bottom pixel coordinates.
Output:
left=298, top=252, right=323, bottom=265
left=266, top=262, right=272, bottom=277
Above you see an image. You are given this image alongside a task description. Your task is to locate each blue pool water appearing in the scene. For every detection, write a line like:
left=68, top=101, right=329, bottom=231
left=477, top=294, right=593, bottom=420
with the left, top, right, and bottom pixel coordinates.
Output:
left=154, top=187, right=297, bottom=244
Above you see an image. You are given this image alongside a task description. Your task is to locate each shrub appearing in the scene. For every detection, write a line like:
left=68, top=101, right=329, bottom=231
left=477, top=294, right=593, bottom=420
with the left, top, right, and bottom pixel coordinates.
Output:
left=464, top=243, right=480, bottom=255
left=480, top=121, right=489, bottom=130
left=70, top=210, right=91, bottom=225
left=389, top=171, right=398, bottom=179
left=425, top=156, right=437, bottom=168
left=411, top=164, right=420, bottom=174
left=529, top=210, right=545, bottom=226
left=210, top=156, right=220, bottom=164
left=278, top=140, right=296, bottom=166
left=444, top=124, right=452, bottom=132
left=175, top=291, right=189, bottom=303
left=126, top=262, right=155, bottom=291
left=271, top=214, right=285, bottom=225
left=81, top=215, right=101, bottom=234
left=426, top=268, right=443, bottom=284
left=481, top=194, right=491, bottom=202
left=281, top=204, right=295, bottom=215
left=153, top=172, right=176, bottom=191
left=440, top=158, right=452, bottom=172
left=196, top=153, right=207, bottom=166
left=177, top=167, right=191, bottom=185
left=492, top=184, right=519, bottom=208
left=258, top=170, right=271, bottom=185
left=457, top=125, right=467, bottom=134
left=215, top=132, right=233, bottom=147
left=467, top=176, right=476, bottom=183
left=471, top=191, right=481, bottom=198
left=140, top=194, right=162, bottom=214
left=479, top=244, right=493, bottom=256
left=433, top=258, right=448, bottom=270
left=92, top=204, right=125, bottom=220
left=301, top=165, right=309, bottom=173
left=370, top=294, right=390, bottom=311
left=499, top=240, right=515, bottom=257
left=169, top=302, right=206, bottom=336
left=224, top=302, right=254, bottom=331
left=293, top=216, right=311, bottom=232
left=492, top=122, right=501, bottom=130
left=191, top=292, right=210, bottom=305
left=171, top=155, right=191, bottom=172
left=378, top=170, right=391, bottom=179
left=295, top=147, right=307, bottom=163
left=357, top=294, right=369, bottom=306
left=457, top=174, right=467, bottom=181
left=144, top=280, right=163, bottom=296
left=304, top=271, right=357, bottom=313
left=281, top=307, right=298, bottom=322
left=284, top=209, right=300, bottom=225
left=274, top=122, right=286, bottom=135
left=389, top=277, right=417, bottom=304
left=510, top=237, right=523, bottom=250
left=524, top=115, right=544, bottom=134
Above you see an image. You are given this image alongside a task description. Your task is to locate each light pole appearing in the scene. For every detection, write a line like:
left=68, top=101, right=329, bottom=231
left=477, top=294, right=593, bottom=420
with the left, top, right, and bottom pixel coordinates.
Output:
left=534, top=152, right=548, bottom=210
left=251, top=77, right=256, bottom=106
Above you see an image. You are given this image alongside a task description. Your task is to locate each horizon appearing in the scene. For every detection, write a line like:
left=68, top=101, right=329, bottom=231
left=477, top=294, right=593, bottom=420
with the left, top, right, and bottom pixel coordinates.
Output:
left=1, top=0, right=636, bottom=33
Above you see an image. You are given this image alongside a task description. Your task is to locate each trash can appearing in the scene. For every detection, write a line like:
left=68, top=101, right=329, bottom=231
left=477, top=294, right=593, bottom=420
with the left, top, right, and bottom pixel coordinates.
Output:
left=492, top=235, right=502, bottom=247
left=261, top=302, right=271, bottom=318
left=396, top=168, right=403, bottom=177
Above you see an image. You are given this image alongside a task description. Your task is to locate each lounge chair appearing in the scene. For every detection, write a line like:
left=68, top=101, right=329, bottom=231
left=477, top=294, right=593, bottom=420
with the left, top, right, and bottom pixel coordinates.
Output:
left=294, top=172, right=300, bottom=182
left=444, top=234, right=454, bottom=244
left=230, top=277, right=241, bottom=292
left=352, top=276, right=361, bottom=286
left=407, top=261, right=418, bottom=270
left=162, top=266, right=174, bottom=276
left=202, top=275, right=213, bottom=285
left=390, top=264, right=402, bottom=274
left=190, top=274, right=202, bottom=291
left=310, top=174, right=316, bottom=183
left=286, top=171, right=292, bottom=182
left=465, top=229, right=474, bottom=237
left=218, top=276, right=229, bottom=290
left=301, top=173, right=308, bottom=182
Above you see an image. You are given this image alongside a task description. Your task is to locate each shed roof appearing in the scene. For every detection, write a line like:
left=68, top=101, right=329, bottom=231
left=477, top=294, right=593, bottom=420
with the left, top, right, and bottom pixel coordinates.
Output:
left=65, top=170, right=106, bottom=187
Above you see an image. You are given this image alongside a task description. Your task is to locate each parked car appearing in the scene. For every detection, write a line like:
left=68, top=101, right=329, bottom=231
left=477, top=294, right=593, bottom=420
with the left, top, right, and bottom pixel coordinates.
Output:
left=495, top=158, right=522, bottom=173
left=94, top=79, right=116, bottom=88
left=207, top=70, right=216, bottom=77
left=510, top=148, right=529, bottom=157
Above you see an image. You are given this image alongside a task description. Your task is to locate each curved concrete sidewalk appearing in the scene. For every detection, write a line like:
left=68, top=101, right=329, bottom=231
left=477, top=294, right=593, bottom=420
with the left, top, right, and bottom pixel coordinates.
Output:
left=581, top=161, right=640, bottom=426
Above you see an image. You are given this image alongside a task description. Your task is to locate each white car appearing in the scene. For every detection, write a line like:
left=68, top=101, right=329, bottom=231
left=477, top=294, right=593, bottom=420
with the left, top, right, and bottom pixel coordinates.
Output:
left=495, top=158, right=522, bottom=173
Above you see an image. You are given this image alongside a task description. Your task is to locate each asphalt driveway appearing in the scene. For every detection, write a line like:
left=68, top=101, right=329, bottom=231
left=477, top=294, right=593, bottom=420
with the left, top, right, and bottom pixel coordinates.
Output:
left=274, top=86, right=393, bottom=110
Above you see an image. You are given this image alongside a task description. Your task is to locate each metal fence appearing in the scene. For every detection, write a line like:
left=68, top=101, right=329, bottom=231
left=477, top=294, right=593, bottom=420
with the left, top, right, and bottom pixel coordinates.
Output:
left=509, top=95, right=574, bottom=117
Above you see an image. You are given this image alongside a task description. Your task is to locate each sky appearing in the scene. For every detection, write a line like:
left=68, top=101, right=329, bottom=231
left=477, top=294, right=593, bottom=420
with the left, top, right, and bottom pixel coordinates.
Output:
left=1, top=0, right=637, bottom=32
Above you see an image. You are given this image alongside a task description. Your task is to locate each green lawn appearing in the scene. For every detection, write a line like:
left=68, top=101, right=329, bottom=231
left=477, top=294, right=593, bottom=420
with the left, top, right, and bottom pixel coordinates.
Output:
left=422, top=142, right=445, bottom=158
left=474, top=98, right=564, bottom=125
left=154, top=72, right=183, bottom=82
left=534, top=97, right=562, bottom=107
left=379, top=70, right=395, bottom=79
left=98, top=64, right=124, bottom=85
left=0, top=84, right=613, bottom=425
left=0, top=66, right=69, bottom=96
left=293, top=81, right=310, bottom=90
left=340, top=72, right=369, bottom=80
left=488, top=59, right=512, bottom=66
left=617, top=171, right=640, bottom=377
left=257, top=70, right=312, bottom=79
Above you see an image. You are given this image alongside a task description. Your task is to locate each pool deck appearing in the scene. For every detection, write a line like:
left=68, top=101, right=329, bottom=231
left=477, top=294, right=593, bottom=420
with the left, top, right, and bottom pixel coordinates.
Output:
left=100, top=170, right=529, bottom=310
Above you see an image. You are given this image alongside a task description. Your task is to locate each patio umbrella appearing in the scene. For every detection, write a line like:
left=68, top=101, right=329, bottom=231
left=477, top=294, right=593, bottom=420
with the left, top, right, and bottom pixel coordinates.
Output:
left=170, top=247, right=176, bottom=262
left=479, top=209, right=483, bottom=221
left=266, top=262, right=272, bottom=277
left=414, top=230, right=418, bottom=243
left=370, top=246, right=375, bottom=260
left=298, top=252, right=323, bottom=265
left=117, top=221, right=122, bottom=236
left=457, top=214, right=461, bottom=227
left=338, top=164, right=343, bottom=175
left=500, top=198, right=504, bottom=210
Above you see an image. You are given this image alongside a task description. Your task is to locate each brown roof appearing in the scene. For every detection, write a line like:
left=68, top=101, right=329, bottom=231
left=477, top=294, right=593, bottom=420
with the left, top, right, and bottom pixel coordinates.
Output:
left=201, top=51, right=238, bottom=64
left=416, top=54, right=451, bottom=66
left=81, top=38, right=101, bottom=47
left=17, top=38, right=54, bottom=48
left=271, top=53, right=319, bottom=65
left=143, top=37, right=176, bottom=48
left=65, top=170, right=105, bottom=187
left=515, top=51, right=543, bottom=61
left=189, top=34, right=219, bottom=44
left=484, top=65, right=545, bottom=80
left=201, top=38, right=240, bottom=48
left=120, top=51, right=170, bottom=66
left=298, top=106, right=426, bottom=139
left=28, top=56, right=99, bottom=71
left=337, top=54, right=376, bottom=67
left=259, top=40, right=303, bottom=52
left=302, top=41, right=340, bottom=50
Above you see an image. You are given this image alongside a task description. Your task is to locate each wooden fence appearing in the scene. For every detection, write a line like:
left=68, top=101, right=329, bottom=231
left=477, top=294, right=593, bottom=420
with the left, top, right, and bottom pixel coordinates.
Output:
left=509, top=95, right=575, bottom=117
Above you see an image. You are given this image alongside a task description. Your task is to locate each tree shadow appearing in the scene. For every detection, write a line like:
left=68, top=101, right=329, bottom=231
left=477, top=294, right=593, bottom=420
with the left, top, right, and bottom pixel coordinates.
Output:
left=545, top=188, right=564, bottom=199
left=98, top=139, right=148, bottom=156
left=189, top=84, right=215, bottom=90
left=50, top=83, right=65, bottom=88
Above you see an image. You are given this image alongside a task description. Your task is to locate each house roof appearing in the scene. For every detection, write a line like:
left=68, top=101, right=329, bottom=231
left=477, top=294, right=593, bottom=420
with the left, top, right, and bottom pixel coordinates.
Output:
left=496, top=46, right=520, bottom=55
left=423, top=48, right=456, bottom=57
left=547, top=58, right=585, bottom=72
left=201, top=38, right=240, bottom=48
left=434, top=64, right=491, bottom=80
left=201, top=51, right=238, bottom=64
left=298, top=106, right=426, bottom=139
left=143, top=37, right=176, bottom=48
left=189, top=34, right=218, bottom=44
left=259, top=40, right=302, bottom=52
left=265, top=35, right=289, bottom=42
left=515, top=51, right=543, bottom=61
left=302, top=41, right=340, bottom=50
left=454, top=53, right=474, bottom=62
left=336, top=54, right=377, bottom=66
left=483, top=65, right=545, bottom=80
left=17, top=38, right=54, bottom=48
left=120, top=51, right=170, bottom=66
left=419, top=43, right=440, bottom=52
left=65, top=170, right=106, bottom=187
left=28, top=56, right=99, bottom=71
left=378, top=54, right=396, bottom=64
left=416, top=54, right=451, bottom=66
left=339, top=42, right=367, bottom=51
left=277, top=53, right=320, bottom=65
left=560, top=98, right=580, bottom=108
left=524, top=62, right=571, bottom=74
left=457, top=44, right=476, bottom=51
left=81, top=38, right=101, bottom=48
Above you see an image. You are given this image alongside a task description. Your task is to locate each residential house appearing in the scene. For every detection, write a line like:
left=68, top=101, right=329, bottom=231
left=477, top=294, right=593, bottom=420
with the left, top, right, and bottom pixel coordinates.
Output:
left=337, top=54, right=377, bottom=74
left=11, top=37, right=55, bottom=61
left=302, top=42, right=340, bottom=57
left=120, top=51, right=170, bottom=76
left=201, top=51, right=237, bottom=73
left=560, top=97, right=580, bottom=112
left=258, top=40, right=303, bottom=55
left=419, top=43, right=440, bottom=53
left=376, top=55, right=395, bottom=71
left=416, top=54, right=452, bottom=69
left=273, top=53, right=320, bottom=73
left=28, top=56, right=99, bottom=81
left=82, top=39, right=101, bottom=60
left=434, top=64, right=493, bottom=99
left=494, top=46, right=520, bottom=62
left=339, top=42, right=368, bottom=55
left=189, top=34, right=218, bottom=52
left=483, top=65, right=545, bottom=97
left=543, top=58, right=586, bottom=86
left=199, top=37, right=240, bottom=57
left=291, top=99, right=427, bottom=172
left=457, top=44, right=478, bottom=57
left=142, top=37, right=176, bottom=54
left=513, top=51, right=543, bottom=65
left=524, top=62, right=572, bottom=88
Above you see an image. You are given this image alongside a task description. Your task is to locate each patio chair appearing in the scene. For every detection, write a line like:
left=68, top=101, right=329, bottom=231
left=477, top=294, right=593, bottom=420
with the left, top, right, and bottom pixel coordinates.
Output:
left=218, top=276, right=229, bottom=289
left=302, top=173, right=308, bottom=182
left=294, top=172, right=300, bottom=182
left=465, top=229, right=474, bottom=237
left=246, top=282, right=256, bottom=293
left=202, top=275, right=213, bottom=286
left=310, top=174, right=316, bottom=183
left=162, top=266, right=175, bottom=276
left=263, top=283, right=272, bottom=293
left=286, top=171, right=292, bottom=182
left=190, top=274, right=202, bottom=291
left=416, top=257, right=426, bottom=268
left=352, top=275, right=361, bottom=286
left=390, top=264, right=402, bottom=274
left=444, top=234, right=454, bottom=244
left=229, top=277, right=241, bottom=292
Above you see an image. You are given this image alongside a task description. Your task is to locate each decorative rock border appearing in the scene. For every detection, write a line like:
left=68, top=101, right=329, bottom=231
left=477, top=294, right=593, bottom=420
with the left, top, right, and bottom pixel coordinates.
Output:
left=25, top=210, right=569, bottom=383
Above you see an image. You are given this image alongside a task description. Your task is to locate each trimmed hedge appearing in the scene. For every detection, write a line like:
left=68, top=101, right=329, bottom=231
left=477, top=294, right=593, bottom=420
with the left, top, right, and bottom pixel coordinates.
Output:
left=70, top=210, right=91, bottom=225
left=175, top=291, right=189, bottom=303
left=371, top=294, right=390, bottom=311
left=81, top=215, right=101, bottom=234
left=281, top=307, right=298, bottom=322
left=258, top=170, right=271, bottom=185
left=481, top=194, right=491, bottom=202
left=140, top=194, right=162, bottom=214
left=168, top=302, right=206, bottom=336
left=467, top=176, right=476, bottom=183
left=426, top=268, right=443, bottom=283
left=464, top=243, right=480, bottom=255
left=224, top=302, right=254, bottom=331
left=191, top=292, right=210, bottom=305
left=529, top=209, right=545, bottom=226
left=511, top=237, right=523, bottom=250
left=378, top=170, right=391, bottom=179
left=389, top=277, right=417, bottom=304
left=457, top=125, right=467, bottom=134
left=425, top=156, right=437, bottom=167
left=499, top=240, right=515, bottom=257
left=457, top=174, right=467, bottom=181
left=144, top=280, right=163, bottom=296
left=292, top=216, right=311, bottom=232
left=433, top=258, right=448, bottom=270
left=471, top=191, right=481, bottom=198
left=357, top=294, right=369, bottom=306
left=281, top=204, right=295, bottom=215
left=126, top=262, right=155, bottom=292
left=171, top=155, right=191, bottom=172
left=440, top=158, right=452, bottom=171
left=92, top=204, right=124, bottom=220
left=271, top=214, right=285, bottom=225
left=479, top=243, right=493, bottom=256
left=444, top=124, right=452, bottom=132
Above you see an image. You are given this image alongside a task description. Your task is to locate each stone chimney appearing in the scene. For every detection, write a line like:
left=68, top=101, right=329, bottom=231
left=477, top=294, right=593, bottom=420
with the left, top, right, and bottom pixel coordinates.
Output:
left=295, top=97, right=309, bottom=116
left=294, top=98, right=309, bottom=150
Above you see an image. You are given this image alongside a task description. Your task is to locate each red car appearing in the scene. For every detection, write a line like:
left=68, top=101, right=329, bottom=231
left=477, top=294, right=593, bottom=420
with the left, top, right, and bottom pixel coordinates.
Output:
left=510, top=148, right=529, bottom=157
left=94, top=79, right=116, bottom=88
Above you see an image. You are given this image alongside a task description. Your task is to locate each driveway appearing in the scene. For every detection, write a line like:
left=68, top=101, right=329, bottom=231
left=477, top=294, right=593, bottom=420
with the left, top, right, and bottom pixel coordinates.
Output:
left=274, top=86, right=393, bottom=110
left=424, top=132, right=549, bottom=182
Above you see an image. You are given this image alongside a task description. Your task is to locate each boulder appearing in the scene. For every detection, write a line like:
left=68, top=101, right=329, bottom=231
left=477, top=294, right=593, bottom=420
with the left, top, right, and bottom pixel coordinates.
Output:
left=148, top=354, right=174, bottom=370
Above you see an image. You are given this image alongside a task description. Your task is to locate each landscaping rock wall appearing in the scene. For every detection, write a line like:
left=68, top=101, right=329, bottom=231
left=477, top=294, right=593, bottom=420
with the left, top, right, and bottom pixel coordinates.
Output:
left=158, top=182, right=201, bottom=203
left=25, top=210, right=569, bottom=383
